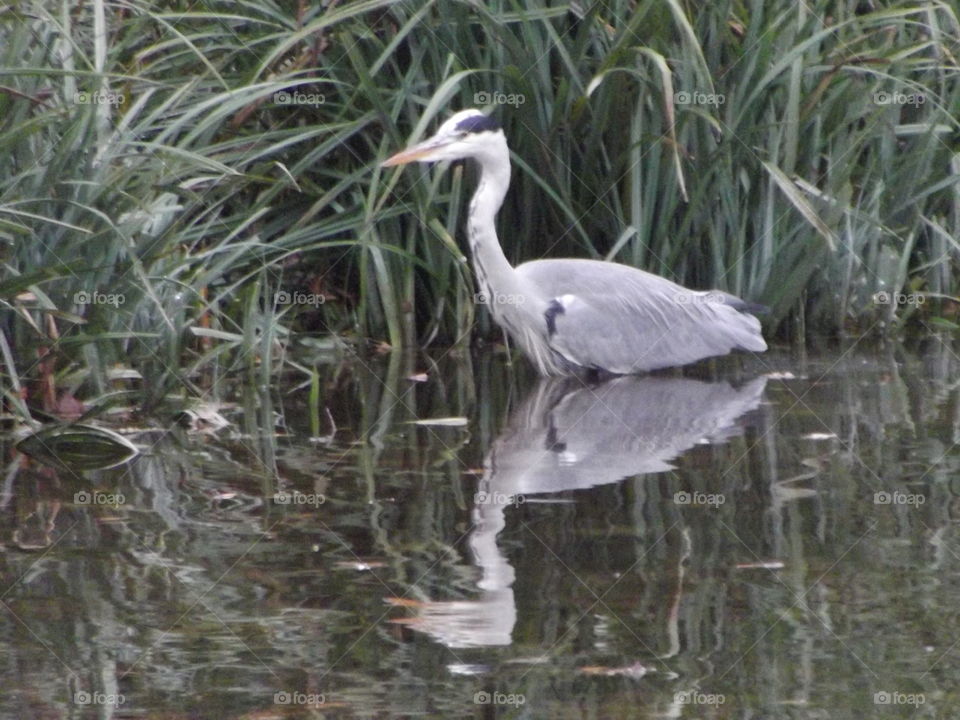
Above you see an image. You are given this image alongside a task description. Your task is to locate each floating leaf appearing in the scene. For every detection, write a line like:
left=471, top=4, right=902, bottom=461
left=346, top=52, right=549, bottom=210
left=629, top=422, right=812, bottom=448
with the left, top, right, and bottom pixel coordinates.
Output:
left=16, top=424, right=139, bottom=471
left=735, top=561, right=785, bottom=570
left=384, top=597, right=424, bottom=608
left=578, top=662, right=650, bottom=679
left=335, top=560, right=388, bottom=571
left=409, top=417, right=468, bottom=427
left=447, top=664, right=491, bottom=676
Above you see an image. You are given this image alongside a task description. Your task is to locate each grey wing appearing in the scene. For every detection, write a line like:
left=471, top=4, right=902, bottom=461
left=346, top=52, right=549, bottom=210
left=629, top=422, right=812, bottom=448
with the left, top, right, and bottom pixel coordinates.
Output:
left=517, top=259, right=767, bottom=374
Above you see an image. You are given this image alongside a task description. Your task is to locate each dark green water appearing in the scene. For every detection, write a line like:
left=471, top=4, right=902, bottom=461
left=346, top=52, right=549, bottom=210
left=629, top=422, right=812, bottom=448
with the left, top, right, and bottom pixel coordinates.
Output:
left=1, top=337, right=957, bottom=718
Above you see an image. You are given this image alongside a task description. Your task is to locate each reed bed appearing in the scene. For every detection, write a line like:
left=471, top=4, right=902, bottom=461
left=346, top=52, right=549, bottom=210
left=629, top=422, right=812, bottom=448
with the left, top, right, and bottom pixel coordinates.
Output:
left=1, top=0, right=957, bottom=409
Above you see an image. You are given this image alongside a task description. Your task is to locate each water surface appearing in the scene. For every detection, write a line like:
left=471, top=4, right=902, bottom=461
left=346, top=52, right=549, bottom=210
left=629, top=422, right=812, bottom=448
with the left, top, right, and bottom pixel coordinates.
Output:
left=1, top=338, right=957, bottom=718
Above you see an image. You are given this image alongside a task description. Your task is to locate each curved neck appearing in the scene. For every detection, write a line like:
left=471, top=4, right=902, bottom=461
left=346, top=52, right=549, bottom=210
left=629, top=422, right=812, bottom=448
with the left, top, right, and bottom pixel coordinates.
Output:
left=467, top=141, right=521, bottom=302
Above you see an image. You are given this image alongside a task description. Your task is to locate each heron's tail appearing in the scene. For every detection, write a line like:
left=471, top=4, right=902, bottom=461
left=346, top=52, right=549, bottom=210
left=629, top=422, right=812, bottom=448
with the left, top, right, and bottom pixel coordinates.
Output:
left=733, top=300, right=769, bottom=316
left=710, top=290, right=769, bottom=316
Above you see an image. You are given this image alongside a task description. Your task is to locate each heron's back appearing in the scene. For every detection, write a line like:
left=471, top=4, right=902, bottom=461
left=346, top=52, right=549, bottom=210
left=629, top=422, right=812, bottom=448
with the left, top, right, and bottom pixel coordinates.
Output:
left=515, top=258, right=766, bottom=374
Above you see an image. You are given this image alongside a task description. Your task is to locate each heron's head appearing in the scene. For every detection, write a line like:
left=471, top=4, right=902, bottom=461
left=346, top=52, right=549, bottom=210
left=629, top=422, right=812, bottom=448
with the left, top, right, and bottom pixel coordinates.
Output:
left=382, top=109, right=507, bottom=167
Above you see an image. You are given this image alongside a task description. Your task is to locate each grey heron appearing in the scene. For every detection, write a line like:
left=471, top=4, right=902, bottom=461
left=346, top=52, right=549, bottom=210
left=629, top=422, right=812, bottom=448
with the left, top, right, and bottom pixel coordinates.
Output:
left=383, top=109, right=767, bottom=376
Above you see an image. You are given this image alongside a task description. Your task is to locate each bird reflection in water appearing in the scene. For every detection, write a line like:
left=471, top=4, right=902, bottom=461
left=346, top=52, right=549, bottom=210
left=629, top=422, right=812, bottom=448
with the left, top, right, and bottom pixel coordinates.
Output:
left=389, top=374, right=767, bottom=648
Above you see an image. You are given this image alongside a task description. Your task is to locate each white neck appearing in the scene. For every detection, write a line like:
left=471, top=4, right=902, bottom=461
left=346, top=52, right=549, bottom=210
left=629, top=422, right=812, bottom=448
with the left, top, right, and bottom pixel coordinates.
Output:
left=463, top=134, right=559, bottom=373
left=466, top=136, right=535, bottom=307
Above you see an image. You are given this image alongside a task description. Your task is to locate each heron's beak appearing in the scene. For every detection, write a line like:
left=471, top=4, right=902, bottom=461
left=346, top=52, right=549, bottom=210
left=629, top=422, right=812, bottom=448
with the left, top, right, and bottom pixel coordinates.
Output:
left=381, top=137, right=448, bottom=167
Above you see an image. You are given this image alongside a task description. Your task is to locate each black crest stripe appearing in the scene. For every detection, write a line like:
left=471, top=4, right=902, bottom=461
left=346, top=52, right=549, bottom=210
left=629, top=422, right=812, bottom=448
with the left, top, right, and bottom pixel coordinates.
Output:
left=455, top=114, right=501, bottom=134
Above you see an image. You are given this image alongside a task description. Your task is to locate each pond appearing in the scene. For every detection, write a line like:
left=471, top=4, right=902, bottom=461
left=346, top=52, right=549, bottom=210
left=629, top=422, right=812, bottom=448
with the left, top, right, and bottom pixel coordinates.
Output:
left=1, top=336, right=957, bottom=718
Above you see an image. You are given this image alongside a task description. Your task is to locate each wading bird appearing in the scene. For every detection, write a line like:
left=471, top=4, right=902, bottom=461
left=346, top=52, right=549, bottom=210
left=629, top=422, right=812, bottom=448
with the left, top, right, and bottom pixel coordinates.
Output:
left=382, top=109, right=767, bottom=376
